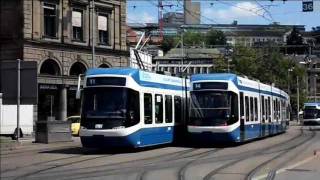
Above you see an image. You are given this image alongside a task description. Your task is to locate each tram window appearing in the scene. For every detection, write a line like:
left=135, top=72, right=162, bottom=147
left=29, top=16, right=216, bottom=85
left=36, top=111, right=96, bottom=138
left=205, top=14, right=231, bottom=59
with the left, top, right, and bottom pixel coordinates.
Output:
left=268, top=97, right=271, bottom=122
left=174, top=96, right=182, bottom=123
left=240, top=92, right=244, bottom=117
left=128, top=90, right=140, bottom=126
left=254, top=97, right=258, bottom=121
left=155, top=94, right=163, bottom=124
left=250, top=97, right=254, bottom=121
left=165, top=95, right=173, bottom=123
left=245, top=96, right=249, bottom=122
left=261, top=96, right=265, bottom=123
left=144, top=93, right=152, bottom=124
left=273, top=100, right=277, bottom=121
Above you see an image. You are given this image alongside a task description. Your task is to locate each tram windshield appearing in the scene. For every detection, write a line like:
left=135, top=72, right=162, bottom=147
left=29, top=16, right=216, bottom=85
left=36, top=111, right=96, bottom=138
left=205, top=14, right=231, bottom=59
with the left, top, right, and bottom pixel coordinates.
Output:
left=303, top=107, right=320, bottom=119
left=81, top=87, right=140, bottom=129
left=189, top=91, right=238, bottom=126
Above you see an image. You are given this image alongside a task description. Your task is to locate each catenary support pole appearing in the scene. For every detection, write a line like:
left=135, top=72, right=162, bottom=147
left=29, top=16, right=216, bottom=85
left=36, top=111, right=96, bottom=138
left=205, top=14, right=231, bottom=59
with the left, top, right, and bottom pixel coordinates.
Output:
left=17, top=59, right=21, bottom=142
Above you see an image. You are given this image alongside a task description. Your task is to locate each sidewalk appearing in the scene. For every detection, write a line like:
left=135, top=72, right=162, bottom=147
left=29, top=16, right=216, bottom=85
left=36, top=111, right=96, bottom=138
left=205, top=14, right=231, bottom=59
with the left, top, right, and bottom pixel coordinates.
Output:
left=0, top=136, right=81, bottom=154
left=0, top=136, right=34, bottom=151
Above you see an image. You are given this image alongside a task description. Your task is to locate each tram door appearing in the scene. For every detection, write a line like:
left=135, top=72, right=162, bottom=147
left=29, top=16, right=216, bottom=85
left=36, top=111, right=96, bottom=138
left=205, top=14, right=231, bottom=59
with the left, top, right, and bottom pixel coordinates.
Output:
left=240, top=92, right=245, bottom=141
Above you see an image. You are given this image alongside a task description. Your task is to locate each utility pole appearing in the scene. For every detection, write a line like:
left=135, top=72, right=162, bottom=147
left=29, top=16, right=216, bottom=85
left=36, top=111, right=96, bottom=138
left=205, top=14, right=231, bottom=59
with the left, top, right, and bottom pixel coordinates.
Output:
left=91, top=0, right=95, bottom=68
left=297, top=76, right=299, bottom=123
left=315, top=74, right=318, bottom=102
left=16, top=59, right=21, bottom=142
left=181, top=31, right=184, bottom=73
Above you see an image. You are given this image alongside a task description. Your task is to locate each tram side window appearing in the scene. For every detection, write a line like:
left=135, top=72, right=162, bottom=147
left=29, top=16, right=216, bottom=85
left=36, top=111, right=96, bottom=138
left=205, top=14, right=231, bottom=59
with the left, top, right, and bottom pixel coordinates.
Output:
left=127, top=90, right=140, bottom=126
left=250, top=97, right=254, bottom=121
left=165, top=95, right=173, bottom=123
left=144, top=93, right=153, bottom=124
left=174, top=96, right=182, bottom=123
left=273, top=100, right=277, bottom=121
left=254, top=97, right=258, bottom=121
left=155, top=94, right=163, bottom=124
left=240, top=92, right=244, bottom=118
left=278, top=100, right=280, bottom=120
left=261, top=96, right=265, bottom=123
left=268, top=97, right=271, bottom=122
left=245, top=96, right=249, bottom=122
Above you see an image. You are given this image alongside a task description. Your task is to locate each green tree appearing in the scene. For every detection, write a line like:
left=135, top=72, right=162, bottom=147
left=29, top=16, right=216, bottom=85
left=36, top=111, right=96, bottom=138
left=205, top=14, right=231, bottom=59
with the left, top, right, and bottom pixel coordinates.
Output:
left=205, top=30, right=227, bottom=46
left=183, top=31, right=204, bottom=46
left=161, top=36, right=180, bottom=53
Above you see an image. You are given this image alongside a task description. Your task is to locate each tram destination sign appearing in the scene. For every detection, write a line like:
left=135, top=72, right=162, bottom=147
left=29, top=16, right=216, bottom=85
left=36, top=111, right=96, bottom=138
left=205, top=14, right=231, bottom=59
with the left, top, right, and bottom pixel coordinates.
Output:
left=302, top=1, right=313, bottom=12
left=86, top=77, right=126, bottom=86
left=193, top=82, right=228, bottom=90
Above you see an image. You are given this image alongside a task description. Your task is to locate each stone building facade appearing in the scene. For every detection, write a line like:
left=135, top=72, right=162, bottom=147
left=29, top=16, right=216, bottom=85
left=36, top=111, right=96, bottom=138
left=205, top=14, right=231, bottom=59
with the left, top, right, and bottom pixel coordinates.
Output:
left=0, top=0, right=128, bottom=122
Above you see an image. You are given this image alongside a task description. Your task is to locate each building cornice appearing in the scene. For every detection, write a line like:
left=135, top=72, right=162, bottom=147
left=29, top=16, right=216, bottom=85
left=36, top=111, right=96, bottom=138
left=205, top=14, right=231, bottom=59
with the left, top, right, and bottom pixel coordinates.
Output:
left=24, top=39, right=129, bottom=56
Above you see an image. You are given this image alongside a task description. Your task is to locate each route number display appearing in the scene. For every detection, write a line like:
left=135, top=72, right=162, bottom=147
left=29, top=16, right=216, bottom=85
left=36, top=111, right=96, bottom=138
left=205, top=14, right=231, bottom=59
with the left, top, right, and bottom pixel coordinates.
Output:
left=302, top=1, right=313, bottom=12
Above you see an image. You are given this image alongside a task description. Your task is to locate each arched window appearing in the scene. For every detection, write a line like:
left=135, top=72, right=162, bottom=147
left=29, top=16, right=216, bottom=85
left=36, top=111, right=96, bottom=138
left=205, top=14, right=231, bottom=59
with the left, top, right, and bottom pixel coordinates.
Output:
left=99, top=64, right=110, bottom=68
left=40, top=59, right=61, bottom=75
left=70, top=62, right=87, bottom=76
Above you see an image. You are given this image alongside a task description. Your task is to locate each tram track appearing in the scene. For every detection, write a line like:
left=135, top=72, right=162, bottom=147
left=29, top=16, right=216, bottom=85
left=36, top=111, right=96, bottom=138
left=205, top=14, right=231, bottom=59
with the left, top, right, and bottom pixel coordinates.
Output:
left=201, top=128, right=314, bottom=180
left=3, top=127, right=312, bottom=180
left=5, top=147, right=197, bottom=180
left=245, top=129, right=317, bottom=180
left=40, top=129, right=305, bottom=180
left=135, top=128, right=304, bottom=180
left=135, top=148, right=223, bottom=180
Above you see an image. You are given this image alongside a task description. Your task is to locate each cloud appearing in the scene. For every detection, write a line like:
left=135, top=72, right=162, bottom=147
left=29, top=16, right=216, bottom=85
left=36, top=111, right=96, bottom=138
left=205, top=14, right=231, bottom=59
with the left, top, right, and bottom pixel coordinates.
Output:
left=203, top=1, right=267, bottom=23
left=127, top=12, right=157, bottom=23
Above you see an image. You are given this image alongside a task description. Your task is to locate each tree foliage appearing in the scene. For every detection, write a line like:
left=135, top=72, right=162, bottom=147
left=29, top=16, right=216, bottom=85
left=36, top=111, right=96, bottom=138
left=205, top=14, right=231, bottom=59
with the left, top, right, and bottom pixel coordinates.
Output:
left=205, top=30, right=227, bottom=46
left=161, top=29, right=226, bottom=52
left=215, top=45, right=307, bottom=110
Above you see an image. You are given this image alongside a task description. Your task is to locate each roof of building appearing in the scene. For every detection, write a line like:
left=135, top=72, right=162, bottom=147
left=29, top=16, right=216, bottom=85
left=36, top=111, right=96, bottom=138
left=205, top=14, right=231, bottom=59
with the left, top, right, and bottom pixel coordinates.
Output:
left=224, top=30, right=286, bottom=37
left=154, top=48, right=222, bottom=60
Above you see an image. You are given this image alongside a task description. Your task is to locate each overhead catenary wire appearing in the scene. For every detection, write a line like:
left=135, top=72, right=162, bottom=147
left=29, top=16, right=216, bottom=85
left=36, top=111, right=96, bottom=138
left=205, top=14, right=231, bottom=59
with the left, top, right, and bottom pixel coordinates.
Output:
left=215, top=0, right=274, bottom=22
left=254, top=0, right=276, bottom=22
left=176, top=0, right=220, bottom=24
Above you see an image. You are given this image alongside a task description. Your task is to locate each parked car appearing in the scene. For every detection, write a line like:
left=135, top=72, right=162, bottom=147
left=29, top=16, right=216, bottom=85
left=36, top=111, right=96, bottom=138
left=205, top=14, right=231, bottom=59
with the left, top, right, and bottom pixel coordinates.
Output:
left=67, top=116, right=81, bottom=136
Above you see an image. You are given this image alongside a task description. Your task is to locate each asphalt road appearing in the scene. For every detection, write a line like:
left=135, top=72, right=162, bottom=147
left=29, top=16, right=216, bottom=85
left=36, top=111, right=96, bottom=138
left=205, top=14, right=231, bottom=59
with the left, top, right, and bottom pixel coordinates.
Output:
left=1, top=125, right=319, bottom=180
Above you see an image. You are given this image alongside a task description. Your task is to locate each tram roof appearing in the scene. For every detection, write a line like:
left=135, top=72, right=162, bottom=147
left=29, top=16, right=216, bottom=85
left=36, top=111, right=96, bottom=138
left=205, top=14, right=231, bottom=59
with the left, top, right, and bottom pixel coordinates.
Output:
left=85, top=68, right=186, bottom=90
left=86, top=68, right=140, bottom=76
left=304, top=102, right=320, bottom=107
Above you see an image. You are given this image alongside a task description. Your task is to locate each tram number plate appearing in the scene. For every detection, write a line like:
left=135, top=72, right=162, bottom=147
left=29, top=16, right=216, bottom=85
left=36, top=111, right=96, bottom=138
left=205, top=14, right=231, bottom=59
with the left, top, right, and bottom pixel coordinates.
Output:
left=95, top=124, right=103, bottom=129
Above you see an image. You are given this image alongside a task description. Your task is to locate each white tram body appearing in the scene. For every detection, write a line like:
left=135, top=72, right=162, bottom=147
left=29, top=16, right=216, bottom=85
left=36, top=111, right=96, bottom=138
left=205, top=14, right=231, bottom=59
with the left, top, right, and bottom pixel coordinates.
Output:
left=303, top=102, right=320, bottom=125
left=188, top=74, right=290, bottom=143
left=79, top=68, right=189, bottom=148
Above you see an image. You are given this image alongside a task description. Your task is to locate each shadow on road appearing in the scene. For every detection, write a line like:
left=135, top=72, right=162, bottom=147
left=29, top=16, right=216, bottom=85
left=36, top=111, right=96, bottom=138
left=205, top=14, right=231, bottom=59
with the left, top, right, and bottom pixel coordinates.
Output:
left=39, top=144, right=172, bottom=155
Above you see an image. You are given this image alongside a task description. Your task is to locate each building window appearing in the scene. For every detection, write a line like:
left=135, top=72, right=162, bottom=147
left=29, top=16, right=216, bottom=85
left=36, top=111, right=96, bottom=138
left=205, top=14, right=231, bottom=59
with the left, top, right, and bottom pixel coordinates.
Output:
left=72, top=9, right=83, bottom=41
left=43, top=3, right=57, bottom=38
left=98, top=14, right=109, bottom=45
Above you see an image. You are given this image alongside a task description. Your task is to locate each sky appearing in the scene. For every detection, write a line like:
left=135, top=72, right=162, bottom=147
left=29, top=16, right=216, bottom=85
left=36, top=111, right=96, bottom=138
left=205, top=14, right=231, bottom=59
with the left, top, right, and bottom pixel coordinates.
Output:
left=127, top=0, right=320, bottom=30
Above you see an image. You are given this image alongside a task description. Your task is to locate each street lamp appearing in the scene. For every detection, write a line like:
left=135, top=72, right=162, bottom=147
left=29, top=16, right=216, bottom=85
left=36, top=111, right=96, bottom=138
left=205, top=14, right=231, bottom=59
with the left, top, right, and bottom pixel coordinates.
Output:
left=287, top=67, right=294, bottom=95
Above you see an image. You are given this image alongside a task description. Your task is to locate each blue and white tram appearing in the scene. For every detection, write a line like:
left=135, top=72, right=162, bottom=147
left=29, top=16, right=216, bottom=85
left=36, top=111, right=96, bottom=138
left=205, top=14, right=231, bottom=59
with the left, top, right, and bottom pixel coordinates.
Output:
left=79, top=68, right=188, bottom=148
left=303, top=102, right=320, bottom=125
left=188, top=73, right=290, bottom=143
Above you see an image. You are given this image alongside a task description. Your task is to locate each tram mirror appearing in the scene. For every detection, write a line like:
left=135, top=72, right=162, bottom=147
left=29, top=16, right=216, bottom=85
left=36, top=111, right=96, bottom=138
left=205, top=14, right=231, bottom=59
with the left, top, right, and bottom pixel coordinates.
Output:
left=76, top=89, right=82, bottom=100
left=76, top=74, right=84, bottom=100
